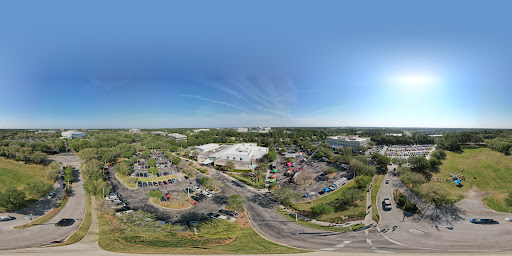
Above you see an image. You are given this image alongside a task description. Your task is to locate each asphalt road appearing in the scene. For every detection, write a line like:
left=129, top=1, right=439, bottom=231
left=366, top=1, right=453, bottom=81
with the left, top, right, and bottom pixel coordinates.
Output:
left=0, top=153, right=86, bottom=250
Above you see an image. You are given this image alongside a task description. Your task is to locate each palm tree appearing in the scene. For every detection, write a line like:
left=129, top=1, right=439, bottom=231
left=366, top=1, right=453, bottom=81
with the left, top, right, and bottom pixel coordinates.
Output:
left=252, top=169, right=265, bottom=189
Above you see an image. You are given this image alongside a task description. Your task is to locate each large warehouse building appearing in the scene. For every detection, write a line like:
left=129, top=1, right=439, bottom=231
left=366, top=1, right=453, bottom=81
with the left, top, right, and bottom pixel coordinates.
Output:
left=206, top=143, right=268, bottom=170
left=61, top=131, right=86, bottom=139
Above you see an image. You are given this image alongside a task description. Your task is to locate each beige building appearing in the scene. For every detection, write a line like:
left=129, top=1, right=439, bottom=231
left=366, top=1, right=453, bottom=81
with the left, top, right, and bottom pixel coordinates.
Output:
left=168, top=133, right=187, bottom=141
left=326, top=135, right=370, bottom=152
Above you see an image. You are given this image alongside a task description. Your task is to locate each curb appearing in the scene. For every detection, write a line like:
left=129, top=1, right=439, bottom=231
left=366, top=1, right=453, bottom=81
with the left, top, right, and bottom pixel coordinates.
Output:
left=148, top=197, right=192, bottom=211
left=61, top=194, right=92, bottom=244
left=114, top=173, right=137, bottom=190
left=375, top=175, right=384, bottom=224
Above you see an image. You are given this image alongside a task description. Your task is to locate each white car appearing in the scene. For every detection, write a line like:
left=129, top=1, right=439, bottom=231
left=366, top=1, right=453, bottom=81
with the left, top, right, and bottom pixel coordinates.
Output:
left=505, top=217, right=512, bottom=222
left=0, top=216, right=15, bottom=221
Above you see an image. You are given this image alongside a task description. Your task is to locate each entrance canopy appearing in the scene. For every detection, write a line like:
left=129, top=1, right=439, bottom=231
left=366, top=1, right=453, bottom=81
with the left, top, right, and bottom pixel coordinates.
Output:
left=202, top=159, right=213, bottom=165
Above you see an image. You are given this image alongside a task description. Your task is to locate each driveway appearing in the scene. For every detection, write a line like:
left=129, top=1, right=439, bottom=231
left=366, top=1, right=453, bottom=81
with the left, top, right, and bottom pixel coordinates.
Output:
left=0, top=153, right=86, bottom=250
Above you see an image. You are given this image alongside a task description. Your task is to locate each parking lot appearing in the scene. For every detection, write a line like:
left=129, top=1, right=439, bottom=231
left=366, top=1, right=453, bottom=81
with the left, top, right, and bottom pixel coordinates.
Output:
left=274, top=146, right=351, bottom=200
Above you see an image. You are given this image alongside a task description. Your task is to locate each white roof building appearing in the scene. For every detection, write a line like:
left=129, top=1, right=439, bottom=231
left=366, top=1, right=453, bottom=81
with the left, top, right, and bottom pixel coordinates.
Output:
left=326, top=135, right=371, bottom=152
left=168, top=133, right=187, bottom=141
left=209, top=143, right=268, bottom=164
left=129, top=128, right=141, bottom=133
left=61, top=131, right=86, bottom=139
left=252, top=127, right=271, bottom=133
left=193, top=128, right=210, bottom=133
left=233, top=127, right=248, bottom=133
left=195, top=143, right=220, bottom=153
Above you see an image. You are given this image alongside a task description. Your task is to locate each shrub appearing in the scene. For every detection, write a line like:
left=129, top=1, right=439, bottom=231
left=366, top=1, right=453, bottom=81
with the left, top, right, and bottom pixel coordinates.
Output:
left=310, top=204, right=334, bottom=217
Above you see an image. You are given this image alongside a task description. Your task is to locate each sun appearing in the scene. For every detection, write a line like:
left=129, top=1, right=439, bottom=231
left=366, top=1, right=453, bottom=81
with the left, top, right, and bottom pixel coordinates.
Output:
left=389, top=74, right=439, bottom=89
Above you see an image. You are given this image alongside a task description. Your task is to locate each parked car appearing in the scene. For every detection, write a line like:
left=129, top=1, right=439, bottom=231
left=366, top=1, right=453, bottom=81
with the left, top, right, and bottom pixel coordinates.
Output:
left=55, top=218, right=75, bottom=226
left=207, top=212, right=220, bottom=219
left=163, top=181, right=168, bottom=185
left=160, top=196, right=168, bottom=202
left=153, top=182, right=158, bottom=186
left=219, top=209, right=239, bottom=217
left=168, top=179, right=173, bottom=184
left=383, top=198, right=392, bottom=210
left=48, top=192, right=55, bottom=199
left=192, top=196, right=203, bottom=202
left=158, top=181, right=163, bottom=186
left=385, top=179, right=390, bottom=184
left=505, top=217, right=512, bottom=222
left=470, top=219, right=496, bottom=224
left=143, top=182, right=147, bottom=187
left=0, top=215, right=15, bottom=221
left=189, top=200, right=197, bottom=206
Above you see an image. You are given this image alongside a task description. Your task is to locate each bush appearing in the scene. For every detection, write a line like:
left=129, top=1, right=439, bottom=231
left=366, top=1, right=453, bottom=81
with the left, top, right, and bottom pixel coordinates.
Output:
left=310, top=204, right=334, bottom=217
left=227, top=194, right=246, bottom=212
left=148, top=190, right=163, bottom=199
left=505, top=193, right=512, bottom=208
left=324, top=167, right=337, bottom=175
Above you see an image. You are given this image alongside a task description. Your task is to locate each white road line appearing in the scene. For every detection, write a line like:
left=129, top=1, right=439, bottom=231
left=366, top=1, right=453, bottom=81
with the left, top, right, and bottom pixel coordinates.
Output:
left=366, top=230, right=376, bottom=250
left=320, top=241, right=351, bottom=250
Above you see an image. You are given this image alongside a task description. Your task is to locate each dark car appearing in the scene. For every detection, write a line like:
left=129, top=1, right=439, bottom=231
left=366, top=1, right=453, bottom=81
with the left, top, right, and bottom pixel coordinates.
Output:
left=156, top=173, right=161, bottom=177
left=470, top=219, right=496, bottom=224
left=153, top=182, right=158, bottom=186
left=115, top=206, right=131, bottom=212
left=160, top=196, right=168, bottom=202
left=219, top=209, right=239, bottom=217
left=158, top=181, right=163, bottom=186
left=172, top=178, right=177, bottom=183
left=148, top=182, right=153, bottom=187
left=143, top=173, right=148, bottom=177
left=196, top=193, right=206, bottom=199
left=137, top=181, right=142, bottom=188
left=207, top=212, right=220, bottom=219
left=184, top=176, right=189, bottom=179
left=55, top=218, right=75, bottom=226
left=142, top=182, right=147, bottom=187
left=168, top=179, right=173, bottom=184
left=192, top=196, right=203, bottom=202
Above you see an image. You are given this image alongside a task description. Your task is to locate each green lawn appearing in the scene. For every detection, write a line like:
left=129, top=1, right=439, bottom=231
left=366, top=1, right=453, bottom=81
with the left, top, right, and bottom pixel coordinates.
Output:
left=276, top=206, right=365, bottom=232
left=371, top=175, right=385, bottom=223
left=231, top=174, right=265, bottom=189
left=296, top=181, right=366, bottom=221
left=434, top=148, right=512, bottom=212
left=98, top=213, right=307, bottom=254
left=0, top=157, right=47, bottom=192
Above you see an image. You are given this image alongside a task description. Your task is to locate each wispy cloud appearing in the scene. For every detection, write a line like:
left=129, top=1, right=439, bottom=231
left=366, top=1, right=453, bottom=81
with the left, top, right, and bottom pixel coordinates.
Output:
left=298, top=105, right=349, bottom=118
left=178, top=94, right=253, bottom=113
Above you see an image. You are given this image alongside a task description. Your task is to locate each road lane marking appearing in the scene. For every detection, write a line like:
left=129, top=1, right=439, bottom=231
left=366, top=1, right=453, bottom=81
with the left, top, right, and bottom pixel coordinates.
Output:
left=366, top=230, right=376, bottom=250
left=320, top=241, right=351, bottom=250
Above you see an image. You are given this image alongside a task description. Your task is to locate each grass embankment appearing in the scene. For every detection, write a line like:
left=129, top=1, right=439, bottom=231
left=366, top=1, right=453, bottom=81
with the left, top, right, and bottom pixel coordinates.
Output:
left=296, top=180, right=366, bottom=221
left=116, top=173, right=179, bottom=188
left=276, top=206, right=365, bottom=232
left=434, top=148, right=512, bottom=212
left=55, top=195, right=92, bottom=246
left=0, top=157, right=49, bottom=211
left=98, top=211, right=306, bottom=254
left=371, top=175, right=385, bottom=223
left=13, top=190, right=70, bottom=229
left=231, top=174, right=265, bottom=189
left=150, top=197, right=191, bottom=210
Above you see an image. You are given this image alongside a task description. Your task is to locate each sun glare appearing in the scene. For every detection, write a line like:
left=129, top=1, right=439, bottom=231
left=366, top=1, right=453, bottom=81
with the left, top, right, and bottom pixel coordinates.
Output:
left=391, top=74, right=438, bottom=88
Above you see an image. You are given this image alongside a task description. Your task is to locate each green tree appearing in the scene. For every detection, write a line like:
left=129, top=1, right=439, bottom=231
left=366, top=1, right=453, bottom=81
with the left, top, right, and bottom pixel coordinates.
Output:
left=45, top=161, right=61, bottom=181
left=171, top=155, right=181, bottom=165
left=84, top=179, right=112, bottom=196
left=148, top=167, right=159, bottom=175
left=140, top=151, right=150, bottom=159
left=0, top=187, right=26, bottom=211
left=310, top=203, right=334, bottom=217
left=251, top=169, right=265, bottom=189
left=429, top=157, right=441, bottom=169
left=227, top=194, right=246, bottom=212
left=200, top=177, right=223, bottom=191
left=225, top=161, right=235, bottom=171
left=272, top=187, right=301, bottom=207
left=79, top=148, right=98, bottom=161
left=324, top=167, right=337, bottom=175
left=115, top=161, right=132, bottom=176
left=419, top=183, right=450, bottom=205
left=355, top=176, right=372, bottom=189
left=148, top=158, right=156, bottom=167
left=64, top=165, right=74, bottom=182
left=191, top=150, right=199, bottom=159
left=24, top=180, right=53, bottom=198
left=408, top=156, right=431, bottom=173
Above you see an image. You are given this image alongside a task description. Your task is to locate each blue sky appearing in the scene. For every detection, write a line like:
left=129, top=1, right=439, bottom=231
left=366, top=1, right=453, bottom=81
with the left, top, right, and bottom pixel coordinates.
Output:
left=1, top=0, right=511, bottom=129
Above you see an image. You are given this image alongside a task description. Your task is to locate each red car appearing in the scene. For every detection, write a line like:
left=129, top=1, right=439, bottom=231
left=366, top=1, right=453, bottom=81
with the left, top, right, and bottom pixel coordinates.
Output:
left=189, top=200, right=197, bottom=206
left=163, top=181, right=168, bottom=185
left=165, top=193, right=171, bottom=199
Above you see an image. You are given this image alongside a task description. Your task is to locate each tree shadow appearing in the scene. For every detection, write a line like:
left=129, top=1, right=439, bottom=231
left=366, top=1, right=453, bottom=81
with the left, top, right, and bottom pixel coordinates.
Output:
left=248, top=194, right=275, bottom=209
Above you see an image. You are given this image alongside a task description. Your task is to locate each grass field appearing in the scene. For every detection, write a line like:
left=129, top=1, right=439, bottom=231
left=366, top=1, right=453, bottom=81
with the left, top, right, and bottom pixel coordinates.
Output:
left=371, top=175, right=385, bottom=223
left=98, top=212, right=307, bottom=254
left=150, top=197, right=191, bottom=210
left=434, top=147, right=512, bottom=212
left=0, top=157, right=47, bottom=192
left=276, top=206, right=365, bottom=232
left=296, top=180, right=366, bottom=221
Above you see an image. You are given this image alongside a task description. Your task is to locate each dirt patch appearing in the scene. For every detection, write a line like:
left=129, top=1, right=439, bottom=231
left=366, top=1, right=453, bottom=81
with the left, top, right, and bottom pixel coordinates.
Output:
left=236, top=211, right=251, bottom=228
left=466, top=187, right=492, bottom=200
